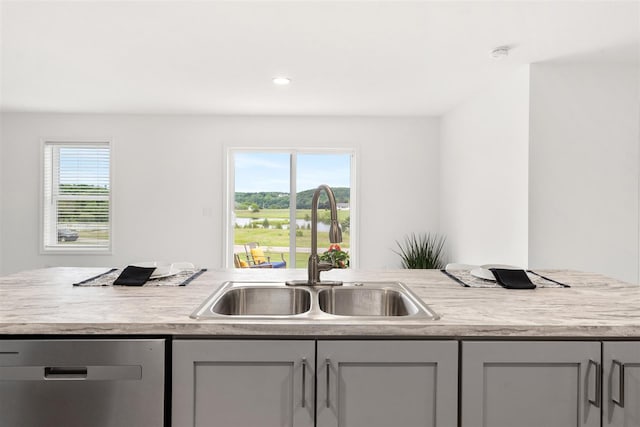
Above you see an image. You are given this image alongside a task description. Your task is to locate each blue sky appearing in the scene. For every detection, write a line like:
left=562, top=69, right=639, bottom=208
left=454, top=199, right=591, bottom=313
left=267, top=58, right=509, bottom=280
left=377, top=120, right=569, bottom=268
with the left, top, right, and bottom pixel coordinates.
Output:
left=59, top=147, right=110, bottom=187
left=235, top=152, right=350, bottom=193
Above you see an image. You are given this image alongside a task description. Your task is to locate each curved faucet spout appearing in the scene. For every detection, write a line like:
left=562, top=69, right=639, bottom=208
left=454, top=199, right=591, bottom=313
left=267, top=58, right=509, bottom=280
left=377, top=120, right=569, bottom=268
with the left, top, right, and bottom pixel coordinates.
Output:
left=311, top=184, right=342, bottom=249
left=305, top=184, right=343, bottom=285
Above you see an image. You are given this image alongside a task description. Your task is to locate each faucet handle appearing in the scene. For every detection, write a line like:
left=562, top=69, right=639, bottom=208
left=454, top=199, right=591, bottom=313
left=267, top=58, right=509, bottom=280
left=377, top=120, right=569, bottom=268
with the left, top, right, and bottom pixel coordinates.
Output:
left=317, top=261, right=334, bottom=272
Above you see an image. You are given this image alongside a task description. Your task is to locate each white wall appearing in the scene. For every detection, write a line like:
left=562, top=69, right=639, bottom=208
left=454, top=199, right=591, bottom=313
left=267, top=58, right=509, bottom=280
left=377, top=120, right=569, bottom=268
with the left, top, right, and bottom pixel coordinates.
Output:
left=0, top=114, right=439, bottom=274
left=0, top=113, right=3, bottom=275
left=439, top=66, right=530, bottom=267
left=529, top=63, right=639, bottom=284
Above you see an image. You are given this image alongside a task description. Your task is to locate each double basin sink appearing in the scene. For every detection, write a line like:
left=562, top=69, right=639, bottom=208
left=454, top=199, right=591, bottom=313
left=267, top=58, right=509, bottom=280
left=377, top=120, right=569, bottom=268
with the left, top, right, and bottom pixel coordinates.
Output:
left=191, top=281, right=439, bottom=320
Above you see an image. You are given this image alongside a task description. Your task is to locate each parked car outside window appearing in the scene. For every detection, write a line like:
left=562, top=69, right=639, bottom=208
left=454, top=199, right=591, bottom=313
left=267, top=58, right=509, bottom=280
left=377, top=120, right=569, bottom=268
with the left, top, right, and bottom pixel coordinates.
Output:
left=58, top=229, right=79, bottom=242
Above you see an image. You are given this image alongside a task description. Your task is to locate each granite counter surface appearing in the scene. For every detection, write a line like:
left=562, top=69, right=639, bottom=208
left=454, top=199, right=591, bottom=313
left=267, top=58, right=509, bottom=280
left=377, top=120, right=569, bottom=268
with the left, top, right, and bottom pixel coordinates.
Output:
left=1, top=268, right=639, bottom=337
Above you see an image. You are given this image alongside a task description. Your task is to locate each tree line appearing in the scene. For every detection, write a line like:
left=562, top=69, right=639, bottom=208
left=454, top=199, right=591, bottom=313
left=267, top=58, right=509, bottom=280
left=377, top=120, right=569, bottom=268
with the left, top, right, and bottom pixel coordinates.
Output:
left=58, top=184, right=109, bottom=223
left=235, top=187, right=350, bottom=210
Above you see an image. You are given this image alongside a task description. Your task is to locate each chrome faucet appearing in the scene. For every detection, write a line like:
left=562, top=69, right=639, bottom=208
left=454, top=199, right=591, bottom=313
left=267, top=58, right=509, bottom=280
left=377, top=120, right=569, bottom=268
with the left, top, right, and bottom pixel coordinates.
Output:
left=287, top=184, right=343, bottom=286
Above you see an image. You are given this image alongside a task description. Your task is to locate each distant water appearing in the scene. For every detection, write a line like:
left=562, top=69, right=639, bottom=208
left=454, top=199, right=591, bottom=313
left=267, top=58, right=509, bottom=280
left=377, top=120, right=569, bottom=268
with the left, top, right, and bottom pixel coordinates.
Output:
left=235, top=218, right=330, bottom=232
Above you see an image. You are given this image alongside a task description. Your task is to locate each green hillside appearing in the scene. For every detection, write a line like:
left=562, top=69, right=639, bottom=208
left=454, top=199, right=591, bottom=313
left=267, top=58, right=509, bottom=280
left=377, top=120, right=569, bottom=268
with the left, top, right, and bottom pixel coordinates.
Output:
left=235, top=187, right=350, bottom=210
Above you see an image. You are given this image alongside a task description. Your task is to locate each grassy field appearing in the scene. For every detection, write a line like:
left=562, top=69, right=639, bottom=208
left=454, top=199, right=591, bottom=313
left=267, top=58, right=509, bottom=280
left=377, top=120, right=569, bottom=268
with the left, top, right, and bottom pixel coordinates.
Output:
left=235, top=228, right=350, bottom=268
left=234, top=228, right=350, bottom=249
left=78, top=229, right=109, bottom=240
left=234, top=208, right=351, bottom=268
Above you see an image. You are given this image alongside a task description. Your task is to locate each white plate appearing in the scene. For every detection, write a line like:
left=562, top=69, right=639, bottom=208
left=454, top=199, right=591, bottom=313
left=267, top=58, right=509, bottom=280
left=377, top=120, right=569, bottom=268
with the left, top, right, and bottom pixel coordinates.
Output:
left=480, top=264, right=520, bottom=270
left=472, top=265, right=523, bottom=281
left=470, top=267, right=496, bottom=281
left=132, top=261, right=181, bottom=279
left=445, top=263, right=479, bottom=272
left=150, top=268, right=181, bottom=279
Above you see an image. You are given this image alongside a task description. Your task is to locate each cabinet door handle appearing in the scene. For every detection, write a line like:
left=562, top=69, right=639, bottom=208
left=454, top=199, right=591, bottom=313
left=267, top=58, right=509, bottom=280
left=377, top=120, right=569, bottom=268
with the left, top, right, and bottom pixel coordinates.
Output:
left=588, top=359, right=601, bottom=408
left=301, top=358, right=307, bottom=408
left=612, top=359, right=625, bottom=407
left=325, top=359, right=331, bottom=408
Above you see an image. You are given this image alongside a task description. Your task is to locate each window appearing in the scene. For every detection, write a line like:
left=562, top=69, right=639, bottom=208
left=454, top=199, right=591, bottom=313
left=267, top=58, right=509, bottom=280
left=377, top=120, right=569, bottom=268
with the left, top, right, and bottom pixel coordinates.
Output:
left=43, top=141, right=111, bottom=251
left=228, top=150, right=354, bottom=268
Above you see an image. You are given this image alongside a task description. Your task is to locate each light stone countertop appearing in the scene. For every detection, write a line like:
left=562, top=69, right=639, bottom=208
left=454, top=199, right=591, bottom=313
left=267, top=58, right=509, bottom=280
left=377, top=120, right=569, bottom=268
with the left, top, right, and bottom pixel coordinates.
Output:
left=0, top=267, right=639, bottom=337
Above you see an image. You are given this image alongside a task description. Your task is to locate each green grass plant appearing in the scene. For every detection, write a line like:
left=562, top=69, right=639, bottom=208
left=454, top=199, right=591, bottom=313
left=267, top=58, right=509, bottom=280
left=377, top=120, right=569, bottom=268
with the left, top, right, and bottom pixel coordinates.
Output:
left=395, top=233, right=446, bottom=269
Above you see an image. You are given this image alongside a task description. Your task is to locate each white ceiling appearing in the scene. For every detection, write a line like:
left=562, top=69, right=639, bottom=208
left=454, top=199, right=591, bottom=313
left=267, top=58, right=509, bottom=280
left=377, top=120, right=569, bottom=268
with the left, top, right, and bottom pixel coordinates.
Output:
left=1, top=1, right=638, bottom=116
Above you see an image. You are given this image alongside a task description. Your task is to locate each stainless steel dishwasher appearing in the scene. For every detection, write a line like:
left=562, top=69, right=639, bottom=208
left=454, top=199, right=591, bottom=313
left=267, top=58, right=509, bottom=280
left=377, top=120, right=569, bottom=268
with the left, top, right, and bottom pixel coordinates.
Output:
left=0, top=339, right=165, bottom=427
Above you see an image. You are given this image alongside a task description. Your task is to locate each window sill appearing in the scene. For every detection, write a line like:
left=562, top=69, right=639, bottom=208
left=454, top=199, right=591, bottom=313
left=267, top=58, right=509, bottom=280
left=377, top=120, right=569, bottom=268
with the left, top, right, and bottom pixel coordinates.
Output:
left=42, top=246, right=112, bottom=255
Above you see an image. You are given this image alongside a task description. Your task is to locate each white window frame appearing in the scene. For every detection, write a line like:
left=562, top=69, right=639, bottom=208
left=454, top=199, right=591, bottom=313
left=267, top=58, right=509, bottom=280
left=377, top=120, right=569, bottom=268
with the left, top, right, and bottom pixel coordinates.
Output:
left=224, top=147, right=357, bottom=269
left=41, top=139, right=113, bottom=254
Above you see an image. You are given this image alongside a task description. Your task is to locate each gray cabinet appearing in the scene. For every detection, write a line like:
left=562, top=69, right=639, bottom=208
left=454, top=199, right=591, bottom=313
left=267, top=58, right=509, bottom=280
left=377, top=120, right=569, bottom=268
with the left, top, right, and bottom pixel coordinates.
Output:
left=172, top=339, right=315, bottom=427
left=604, top=342, right=640, bottom=427
left=316, top=340, right=458, bottom=427
left=462, top=341, right=601, bottom=427
left=173, top=339, right=457, bottom=427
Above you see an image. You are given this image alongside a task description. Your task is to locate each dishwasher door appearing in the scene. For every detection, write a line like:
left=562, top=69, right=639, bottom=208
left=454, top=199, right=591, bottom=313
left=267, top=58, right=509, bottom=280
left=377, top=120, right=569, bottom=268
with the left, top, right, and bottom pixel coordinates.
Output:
left=0, top=339, right=165, bottom=427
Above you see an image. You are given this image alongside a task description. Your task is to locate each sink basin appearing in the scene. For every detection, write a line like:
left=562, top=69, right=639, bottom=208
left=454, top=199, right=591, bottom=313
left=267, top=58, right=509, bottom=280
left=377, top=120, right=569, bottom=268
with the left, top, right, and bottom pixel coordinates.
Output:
left=191, top=281, right=439, bottom=320
left=318, top=288, right=418, bottom=316
left=209, top=287, right=311, bottom=316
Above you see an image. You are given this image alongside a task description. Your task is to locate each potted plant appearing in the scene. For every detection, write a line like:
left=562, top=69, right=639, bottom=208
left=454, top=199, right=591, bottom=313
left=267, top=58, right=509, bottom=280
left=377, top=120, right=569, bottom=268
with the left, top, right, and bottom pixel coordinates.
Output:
left=395, top=233, right=446, bottom=269
left=319, top=244, right=350, bottom=268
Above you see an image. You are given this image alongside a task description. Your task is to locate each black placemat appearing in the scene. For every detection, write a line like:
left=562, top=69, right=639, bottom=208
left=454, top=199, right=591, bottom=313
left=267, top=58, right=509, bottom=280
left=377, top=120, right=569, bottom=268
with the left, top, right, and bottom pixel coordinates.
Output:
left=73, top=268, right=207, bottom=287
left=441, top=269, right=569, bottom=288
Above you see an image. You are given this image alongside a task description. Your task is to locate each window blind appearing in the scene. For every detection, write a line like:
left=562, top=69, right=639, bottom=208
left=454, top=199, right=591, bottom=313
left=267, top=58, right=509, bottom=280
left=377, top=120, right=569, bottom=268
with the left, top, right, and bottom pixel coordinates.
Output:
left=43, top=142, right=111, bottom=250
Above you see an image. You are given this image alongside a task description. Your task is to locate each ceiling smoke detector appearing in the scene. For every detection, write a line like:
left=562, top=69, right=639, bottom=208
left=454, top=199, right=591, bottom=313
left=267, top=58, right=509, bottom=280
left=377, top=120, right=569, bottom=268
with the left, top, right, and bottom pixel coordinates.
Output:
left=490, top=46, right=510, bottom=59
left=272, top=77, right=291, bottom=85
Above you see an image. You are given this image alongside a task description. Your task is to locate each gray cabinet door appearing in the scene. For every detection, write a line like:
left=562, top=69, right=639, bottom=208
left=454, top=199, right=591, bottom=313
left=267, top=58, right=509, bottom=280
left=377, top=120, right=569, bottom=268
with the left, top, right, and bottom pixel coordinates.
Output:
left=462, top=341, right=601, bottom=427
left=316, top=340, right=458, bottom=427
left=604, top=341, right=640, bottom=427
left=173, top=340, right=315, bottom=427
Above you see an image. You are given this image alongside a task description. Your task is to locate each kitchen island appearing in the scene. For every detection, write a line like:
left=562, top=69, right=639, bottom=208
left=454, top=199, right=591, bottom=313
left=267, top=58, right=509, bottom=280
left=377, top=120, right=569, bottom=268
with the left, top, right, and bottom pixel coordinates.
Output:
left=0, top=267, right=638, bottom=337
left=1, top=268, right=639, bottom=427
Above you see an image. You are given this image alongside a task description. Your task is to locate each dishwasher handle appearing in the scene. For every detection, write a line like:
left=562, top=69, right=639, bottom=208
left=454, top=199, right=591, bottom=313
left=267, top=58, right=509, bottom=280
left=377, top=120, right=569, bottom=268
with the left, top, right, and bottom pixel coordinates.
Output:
left=0, top=365, right=141, bottom=381
left=45, top=367, right=88, bottom=380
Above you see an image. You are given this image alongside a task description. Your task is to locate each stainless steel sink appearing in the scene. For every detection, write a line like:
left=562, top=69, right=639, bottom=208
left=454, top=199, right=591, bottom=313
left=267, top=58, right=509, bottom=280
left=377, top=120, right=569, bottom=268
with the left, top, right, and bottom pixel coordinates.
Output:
left=211, top=287, right=311, bottom=316
left=191, top=281, right=439, bottom=320
left=318, top=288, right=419, bottom=316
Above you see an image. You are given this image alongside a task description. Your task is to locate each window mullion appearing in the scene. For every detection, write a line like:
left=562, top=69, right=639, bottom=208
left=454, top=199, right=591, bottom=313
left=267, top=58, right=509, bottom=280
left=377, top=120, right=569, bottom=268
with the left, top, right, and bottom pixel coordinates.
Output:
left=289, top=153, right=297, bottom=269
left=50, top=146, right=61, bottom=245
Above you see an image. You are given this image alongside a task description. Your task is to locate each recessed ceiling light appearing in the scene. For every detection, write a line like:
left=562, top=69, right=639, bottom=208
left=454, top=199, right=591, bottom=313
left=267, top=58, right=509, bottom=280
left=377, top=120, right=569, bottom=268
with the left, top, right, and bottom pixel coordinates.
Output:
left=490, top=46, right=510, bottom=59
left=272, top=77, right=291, bottom=85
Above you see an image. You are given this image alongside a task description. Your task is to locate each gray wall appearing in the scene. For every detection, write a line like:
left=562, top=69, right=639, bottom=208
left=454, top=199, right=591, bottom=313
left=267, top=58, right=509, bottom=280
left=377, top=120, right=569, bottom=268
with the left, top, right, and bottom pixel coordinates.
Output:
left=2, top=62, right=638, bottom=283
left=0, top=114, right=440, bottom=274
left=529, top=63, right=639, bottom=284
left=439, top=61, right=640, bottom=284
left=0, top=113, right=3, bottom=275
left=440, top=66, right=530, bottom=267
